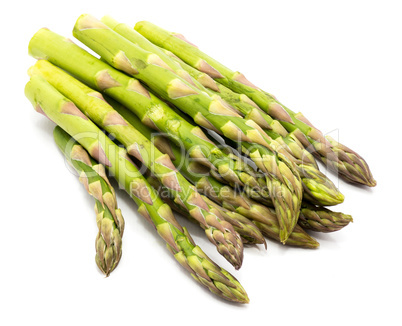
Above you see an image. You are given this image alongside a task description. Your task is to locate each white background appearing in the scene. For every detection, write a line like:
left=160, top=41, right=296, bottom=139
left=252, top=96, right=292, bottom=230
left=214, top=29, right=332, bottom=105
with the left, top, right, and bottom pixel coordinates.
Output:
left=1, top=0, right=401, bottom=325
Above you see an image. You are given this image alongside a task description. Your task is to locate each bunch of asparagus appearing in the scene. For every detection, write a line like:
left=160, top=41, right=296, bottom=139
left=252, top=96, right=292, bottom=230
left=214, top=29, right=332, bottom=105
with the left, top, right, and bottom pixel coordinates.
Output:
left=25, top=14, right=373, bottom=304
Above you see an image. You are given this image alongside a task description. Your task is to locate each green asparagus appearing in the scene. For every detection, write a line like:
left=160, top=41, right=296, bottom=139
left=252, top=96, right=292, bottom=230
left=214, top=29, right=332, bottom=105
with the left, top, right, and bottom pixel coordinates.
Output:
left=298, top=203, right=353, bottom=233
left=31, top=59, right=244, bottom=269
left=103, top=21, right=327, bottom=213
left=113, top=101, right=319, bottom=248
left=53, top=126, right=124, bottom=276
left=135, top=21, right=376, bottom=187
left=168, top=55, right=318, bottom=168
left=25, top=74, right=249, bottom=303
left=99, top=17, right=343, bottom=208
left=72, top=14, right=304, bottom=243
left=225, top=137, right=344, bottom=206
left=146, top=173, right=266, bottom=246
left=28, top=28, right=270, bottom=205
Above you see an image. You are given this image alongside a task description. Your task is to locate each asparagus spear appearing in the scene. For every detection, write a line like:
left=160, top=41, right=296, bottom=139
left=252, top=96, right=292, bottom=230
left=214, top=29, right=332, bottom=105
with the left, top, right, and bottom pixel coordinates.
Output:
left=101, top=16, right=290, bottom=147
left=28, top=28, right=269, bottom=206
left=159, top=48, right=341, bottom=206
left=135, top=21, right=376, bottom=187
left=192, top=172, right=320, bottom=248
left=145, top=45, right=343, bottom=208
left=72, top=15, right=280, bottom=152
left=113, top=101, right=319, bottom=248
left=294, top=164, right=344, bottom=206
left=272, top=106, right=376, bottom=187
left=101, top=16, right=319, bottom=202
left=99, top=17, right=343, bottom=207
left=146, top=173, right=266, bottom=246
left=115, top=101, right=349, bottom=239
left=31, top=59, right=244, bottom=269
left=25, top=74, right=249, bottom=303
left=167, top=55, right=318, bottom=168
left=133, top=22, right=290, bottom=121
left=72, top=14, right=304, bottom=243
left=53, top=126, right=124, bottom=276
left=298, top=203, right=353, bottom=233
left=188, top=158, right=349, bottom=234
left=193, top=165, right=350, bottom=236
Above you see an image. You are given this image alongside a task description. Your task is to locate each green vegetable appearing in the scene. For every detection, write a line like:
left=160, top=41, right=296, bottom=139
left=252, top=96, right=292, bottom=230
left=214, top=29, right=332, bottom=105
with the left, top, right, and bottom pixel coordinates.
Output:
left=72, top=14, right=304, bottom=243
left=25, top=74, right=249, bottom=304
left=53, top=126, right=124, bottom=276
left=113, top=101, right=319, bottom=249
left=146, top=173, right=266, bottom=246
left=31, top=59, right=244, bottom=269
left=28, top=27, right=270, bottom=206
left=298, top=203, right=353, bottom=233
left=135, top=20, right=376, bottom=187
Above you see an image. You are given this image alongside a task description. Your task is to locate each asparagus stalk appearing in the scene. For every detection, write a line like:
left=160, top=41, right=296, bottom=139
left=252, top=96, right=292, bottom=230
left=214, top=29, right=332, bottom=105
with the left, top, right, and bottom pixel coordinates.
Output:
left=146, top=173, right=266, bottom=246
left=192, top=173, right=320, bottom=248
left=72, top=15, right=280, bottom=152
left=125, top=109, right=342, bottom=224
left=53, top=126, right=124, bottom=276
left=161, top=48, right=340, bottom=205
left=273, top=106, right=376, bottom=187
left=193, top=165, right=350, bottom=236
left=168, top=55, right=318, bottom=168
left=294, top=164, right=344, bottom=206
left=28, top=28, right=270, bottom=206
left=72, top=14, right=303, bottom=243
left=25, top=74, right=249, bottom=303
left=192, top=158, right=349, bottom=232
left=150, top=49, right=344, bottom=208
left=135, top=21, right=376, bottom=187
left=298, top=203, right=353, bottom=233
left=100, top=17, right=343, bottom=207
left=31, top=60, right=244, bottom=269
left=134, top=21, right=292, bottom=122
left=102, top=16, right=291, bottom=149
left=113, top=101, right=319, bottom=248
left=101, top=18, right=322, bottom=209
